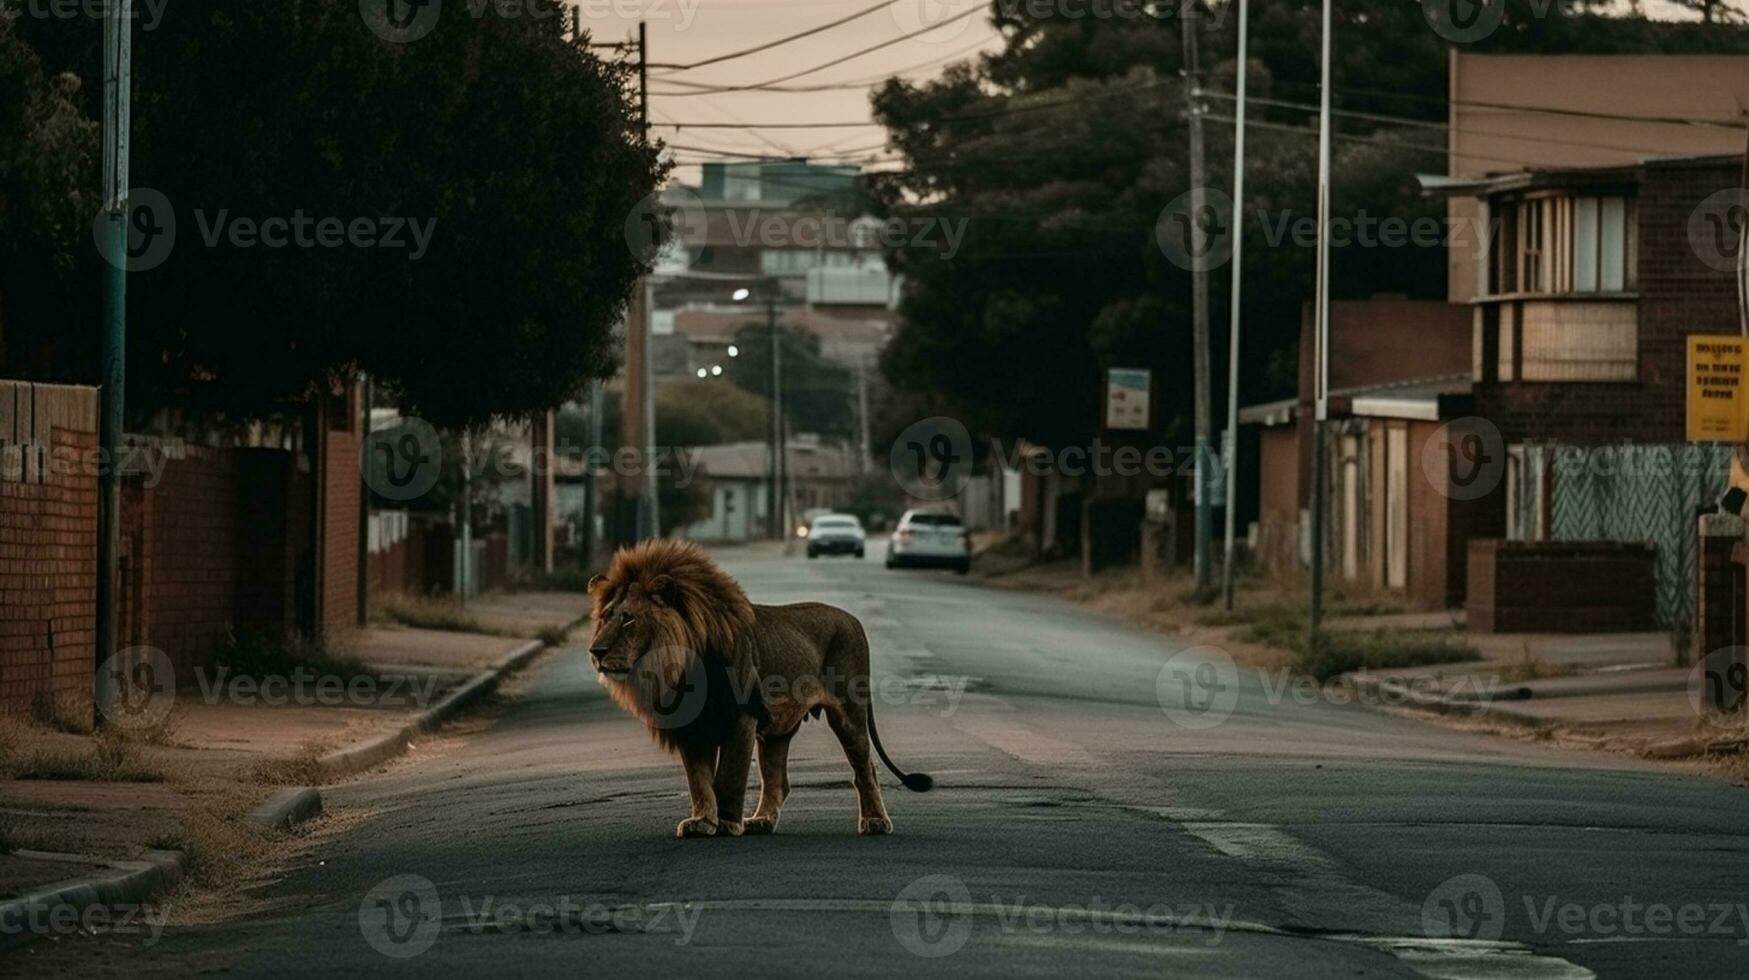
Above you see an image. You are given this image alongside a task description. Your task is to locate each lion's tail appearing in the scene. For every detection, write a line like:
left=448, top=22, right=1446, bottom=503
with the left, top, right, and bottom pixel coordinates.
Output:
left=868, top=699, right=934, bottom=791
left=854, top=621, right=933, bottom=792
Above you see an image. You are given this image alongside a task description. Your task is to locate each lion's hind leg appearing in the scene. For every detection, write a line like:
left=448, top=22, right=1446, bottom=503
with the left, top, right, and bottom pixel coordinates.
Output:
left=744, top=730, right=794, bottom=835
left=825, top=701, right=893, bottom=836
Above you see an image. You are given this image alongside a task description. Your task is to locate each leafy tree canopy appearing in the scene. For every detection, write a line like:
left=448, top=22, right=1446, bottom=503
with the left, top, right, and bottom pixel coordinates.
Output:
left=9, top=0, right=665, bottom=428
left=872, top=0, right=1749, bottom=448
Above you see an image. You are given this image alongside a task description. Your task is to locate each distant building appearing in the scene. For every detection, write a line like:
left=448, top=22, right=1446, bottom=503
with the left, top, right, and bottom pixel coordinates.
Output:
left=680, top=438, right=862, bottom=543
left=651, top=159, right=897, bottom=382
left=1241, top=298, right=1474, bottom=610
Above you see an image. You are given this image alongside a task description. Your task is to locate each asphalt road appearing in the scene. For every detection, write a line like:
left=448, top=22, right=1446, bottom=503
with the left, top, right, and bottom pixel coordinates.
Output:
left=12, top=543, right=1749, bottom=978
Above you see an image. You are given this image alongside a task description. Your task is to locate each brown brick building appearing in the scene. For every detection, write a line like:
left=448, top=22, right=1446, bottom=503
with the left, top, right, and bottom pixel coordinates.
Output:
left=1436, top=154, right=1744, bottom=629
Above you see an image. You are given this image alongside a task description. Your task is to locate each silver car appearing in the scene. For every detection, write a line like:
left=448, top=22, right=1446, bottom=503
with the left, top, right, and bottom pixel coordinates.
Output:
left=885, top=509, right=971, bottom=574
left=806, top=514, right=866, bottom=559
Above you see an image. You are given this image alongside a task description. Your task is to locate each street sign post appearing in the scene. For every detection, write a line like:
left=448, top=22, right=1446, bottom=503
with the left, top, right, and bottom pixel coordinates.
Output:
left=1686, top=334, right=1749, bottom=443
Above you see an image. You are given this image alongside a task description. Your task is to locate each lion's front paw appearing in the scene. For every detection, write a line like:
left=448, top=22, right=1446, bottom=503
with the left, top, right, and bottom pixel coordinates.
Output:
left=743, top=815, right=779, bottom=835
left=718, top=819, right=744, bottom=837
left=858, top=815, right=894, bottom=836
left=676, top=816, right=719, bottom=838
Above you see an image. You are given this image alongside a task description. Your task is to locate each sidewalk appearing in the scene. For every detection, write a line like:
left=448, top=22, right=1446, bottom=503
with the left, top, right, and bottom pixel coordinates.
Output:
left=0, top=588, right=588, bottom=945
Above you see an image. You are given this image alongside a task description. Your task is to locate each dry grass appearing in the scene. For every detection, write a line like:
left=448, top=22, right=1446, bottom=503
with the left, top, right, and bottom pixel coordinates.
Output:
left=146, top=786, right=269, bottom=887
left=372, top=592, right=503, bottom=635
left=5, top=735, right=170, bottom=783
left=245, top=741, right=332, bottom=787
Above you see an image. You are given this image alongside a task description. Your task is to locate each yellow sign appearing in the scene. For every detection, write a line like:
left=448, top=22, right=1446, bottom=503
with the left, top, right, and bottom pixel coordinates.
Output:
left=1688, top=334, right=1749, bottom=442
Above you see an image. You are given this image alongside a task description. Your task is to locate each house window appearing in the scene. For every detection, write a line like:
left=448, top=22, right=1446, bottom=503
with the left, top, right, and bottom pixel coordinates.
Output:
left=1493, top=193, right=1635, bottom=297
left=761, top=249, right=819, bottom=274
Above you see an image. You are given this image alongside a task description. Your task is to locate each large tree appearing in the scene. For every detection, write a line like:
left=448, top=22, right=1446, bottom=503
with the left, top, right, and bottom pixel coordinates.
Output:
left=871, top=1, right=1749, bottom=450
left=9, top=1, right=664, bottom=428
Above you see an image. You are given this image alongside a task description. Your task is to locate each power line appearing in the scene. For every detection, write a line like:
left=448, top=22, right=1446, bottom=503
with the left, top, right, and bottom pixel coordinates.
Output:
left=647, top=31, right=1000, bottom=95
left=661, top=5, right=985, bottom=96
left=652, top=0, right=900, bottom=75
left=1202, top=91, right=1684, bottom=159
left=652, top=76, right=1173, bottom=130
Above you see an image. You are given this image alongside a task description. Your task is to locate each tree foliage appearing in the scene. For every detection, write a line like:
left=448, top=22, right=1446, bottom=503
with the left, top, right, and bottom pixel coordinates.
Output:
left=871, top=1, right=1749, bottom=448
left=723, top=322, right=857, bottom=442
left=8, top=0, right=664, bottom=427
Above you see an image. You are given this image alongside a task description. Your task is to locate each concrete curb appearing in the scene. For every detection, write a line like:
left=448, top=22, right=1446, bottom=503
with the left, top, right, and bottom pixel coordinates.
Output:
left=0, top=849, right=183, bottom=953
left=1347, top=674, right=1556, bottom=731
left=317, top=635, right=549, bottom=781
left=244, top=786, right=325, bottom=832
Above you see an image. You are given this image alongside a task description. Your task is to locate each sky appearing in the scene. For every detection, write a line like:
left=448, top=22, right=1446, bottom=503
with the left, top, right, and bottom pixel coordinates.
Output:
left=569, top=0, right=1736, bottom=184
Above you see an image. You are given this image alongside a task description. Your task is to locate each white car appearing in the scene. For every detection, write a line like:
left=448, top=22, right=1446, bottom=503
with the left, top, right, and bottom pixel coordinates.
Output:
left=886, top=509, right=971, bottom=574
left=806, top=514, right=866, bottom=559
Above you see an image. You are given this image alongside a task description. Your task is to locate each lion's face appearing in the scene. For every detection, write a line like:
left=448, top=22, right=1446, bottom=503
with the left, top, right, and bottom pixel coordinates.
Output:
left=588, top=585, right=657, bottom=677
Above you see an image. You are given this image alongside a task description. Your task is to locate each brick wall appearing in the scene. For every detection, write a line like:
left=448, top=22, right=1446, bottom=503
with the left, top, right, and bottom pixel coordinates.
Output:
left=1479, top=157, right=1742, bottom=446
left=320, top=420, right=359, bottom=635
left=132, top=447, right=242, bottom=675
left=0, top=384, right=99, bottom=715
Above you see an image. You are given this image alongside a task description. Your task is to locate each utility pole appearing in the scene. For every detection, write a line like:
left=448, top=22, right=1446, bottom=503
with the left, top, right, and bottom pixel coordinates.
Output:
left=1220, top=0, right=1251, bottom=611
left=459, top=430, right=472, bottom=607
left=1183, top=15, right=1213, bottom=595
left=856, top=354, right=872, bottom=473
left=581, top=380, right=601, bottom=570
left=767, top=297, right=784, bottom=539
left=615, top=21, right=658, bottom=543
left=94, top=0, right=132, bottom=723
left=1309, top=0, right=1335, bottom=643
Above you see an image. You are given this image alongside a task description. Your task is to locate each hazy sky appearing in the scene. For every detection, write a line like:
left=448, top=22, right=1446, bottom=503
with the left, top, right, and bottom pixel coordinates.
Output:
left=570, top=0, right=1733, bottom=182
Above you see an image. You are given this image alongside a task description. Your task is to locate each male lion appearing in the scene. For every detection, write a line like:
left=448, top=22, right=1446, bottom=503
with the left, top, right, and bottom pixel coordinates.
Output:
left=588, top=539, right=932, bottom=838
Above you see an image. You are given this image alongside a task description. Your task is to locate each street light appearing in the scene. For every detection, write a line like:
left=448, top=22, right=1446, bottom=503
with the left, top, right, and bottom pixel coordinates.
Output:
left=733, top=282, right=784, bottom=540
left=695, top=368, right=708, bottom=379
left=710, top=365, right=723, bottom=377
left=728, top=345, right=739, bottom=358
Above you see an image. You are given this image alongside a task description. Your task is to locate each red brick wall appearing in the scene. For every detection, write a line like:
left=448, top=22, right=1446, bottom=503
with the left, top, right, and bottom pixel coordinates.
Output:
left=134, top=448, right=243, bottom=675
left=1478, top=157, right=1742, bottom=446
left=0, top=426, right=98, bottom=715
left=320, top=423, right=359, bottom=635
